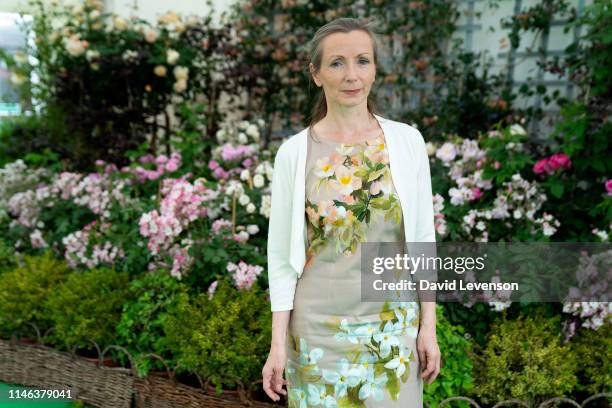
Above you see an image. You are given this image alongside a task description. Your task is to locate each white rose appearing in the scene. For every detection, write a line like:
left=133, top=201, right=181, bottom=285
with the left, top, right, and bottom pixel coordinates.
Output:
left=237, top=132, right=248, bottom=144
left=253, top=174, right=265, bottom=188
left=435, top=142, right=457, bottom=163
left=509, top=124, right=527, bottom=136
left=65, top=36, right=85, bottom=57
left=154, top=65, right=167, bottom=77
left=85, top=50, right=100, bottom=62
left=143, top=27, right=158, bottom=43
left=89, top=10, right=100, bottom=20
left=114, top=16, right=128, bottom=31
left=246, top=203, right=256, bottom=213
left=240, top=169, right=250, bottom=181
left=239, top=194, right=250, bottom=206
left=173, top=79, right=187, bottom=92
left=425, top=142, right=436, bottom=157
left=173, top=66, right=189, bottom=81
left=166, top=49, right=180, bottom=65
left=246, top=224, right=259, bottom=235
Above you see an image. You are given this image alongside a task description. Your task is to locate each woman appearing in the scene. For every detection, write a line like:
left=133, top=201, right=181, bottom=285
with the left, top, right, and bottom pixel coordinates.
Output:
left=262, top=17, right=440, bottom=407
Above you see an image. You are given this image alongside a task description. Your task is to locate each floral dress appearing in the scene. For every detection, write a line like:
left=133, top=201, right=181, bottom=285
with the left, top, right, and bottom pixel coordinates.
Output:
left=285, top=128, right=423, bottom=408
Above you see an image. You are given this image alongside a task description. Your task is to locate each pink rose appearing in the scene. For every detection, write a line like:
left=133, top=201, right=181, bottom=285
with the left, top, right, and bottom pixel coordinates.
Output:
left=549, top=153, right=571, bottom=170
left=605, top=179, right=612, bottom=195
left=208, top=160, right=219, bottom=170
left=471, top=187, right=482, bottom=200
left=533, top=158, right=554, bottom=175
left=165, top=160, right=178, bottom=172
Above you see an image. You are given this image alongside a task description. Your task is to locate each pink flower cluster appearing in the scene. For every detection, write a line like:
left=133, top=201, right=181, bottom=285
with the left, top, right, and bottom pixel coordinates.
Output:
left=62, top=220, right=125, bottom=269
left=220, top=143, right=255, bottom=162
left=432, top=194, right=447, bottom=237
left=8, top=170, right=128, bottom=229
left=562, top=249, right=611, bottom=338
left=226, top=260, right=263, bottom=290
left=208, top=143, right=258, bottom=181
left=118, top=152, right=182, bottom=183
left=533, top=153, right=571, bottom=175
left=169, top=244, right=193, bottom=279
left=139, top=178, right=214, bottom=255
left=605, top=179, right=612, bottom=196
left=208, top=159, right=253, bottom=181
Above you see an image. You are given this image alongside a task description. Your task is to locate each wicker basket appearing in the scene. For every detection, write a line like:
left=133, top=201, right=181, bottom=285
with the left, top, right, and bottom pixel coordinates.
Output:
left=132, top=353, right=282, bottom=408
left=0, top=336, right=283, bottom=408
left=0, top=338, right=133, bottom=408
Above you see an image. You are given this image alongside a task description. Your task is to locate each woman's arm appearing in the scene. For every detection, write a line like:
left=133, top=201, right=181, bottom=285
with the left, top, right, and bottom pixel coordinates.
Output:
left=267, top=142, right=299, bottom=312
left=413, top=128, right=441, bottom=385
left=263, top=142, right=297, bottom=401
left=262, top=310, right=290, bottom=401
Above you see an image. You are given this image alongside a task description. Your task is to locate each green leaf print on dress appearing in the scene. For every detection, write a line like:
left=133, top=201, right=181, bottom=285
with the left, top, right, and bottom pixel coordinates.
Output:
left=304, top=135, right=402, bottom=263
left=287, top=302, right=420, bottom=407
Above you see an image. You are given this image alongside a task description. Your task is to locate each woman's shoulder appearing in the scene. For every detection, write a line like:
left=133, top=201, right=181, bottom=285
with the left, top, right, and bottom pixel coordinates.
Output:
left=273, top=127, right=308, bottom=158
left=378, top=115, right=426, bottom=147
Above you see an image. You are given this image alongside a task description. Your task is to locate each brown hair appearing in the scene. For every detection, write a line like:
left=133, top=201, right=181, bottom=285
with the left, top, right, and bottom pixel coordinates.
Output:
left=305, top=17, right=384, bottom=142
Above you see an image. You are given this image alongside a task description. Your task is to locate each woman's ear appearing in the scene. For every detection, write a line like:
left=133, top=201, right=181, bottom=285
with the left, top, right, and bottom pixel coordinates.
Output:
left=309, top=63, right=321, bottom=87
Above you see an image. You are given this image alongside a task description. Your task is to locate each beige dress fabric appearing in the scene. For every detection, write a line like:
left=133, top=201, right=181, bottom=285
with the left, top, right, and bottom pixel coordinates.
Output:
left=285, top=128, right=423, bottom=408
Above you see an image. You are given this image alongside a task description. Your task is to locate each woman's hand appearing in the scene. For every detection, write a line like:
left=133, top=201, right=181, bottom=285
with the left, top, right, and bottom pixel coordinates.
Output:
left=417, top=324, right=441, bottom=385
left=262, top=344, right=288, bottom=402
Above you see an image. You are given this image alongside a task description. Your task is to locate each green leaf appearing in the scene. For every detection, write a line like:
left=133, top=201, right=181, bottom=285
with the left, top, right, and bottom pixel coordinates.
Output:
left=550, top=183, right=564, bottom=198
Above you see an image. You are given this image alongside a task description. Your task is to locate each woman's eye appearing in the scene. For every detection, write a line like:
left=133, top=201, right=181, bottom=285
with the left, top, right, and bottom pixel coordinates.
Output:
left=331, top=59, right=369, bottom=67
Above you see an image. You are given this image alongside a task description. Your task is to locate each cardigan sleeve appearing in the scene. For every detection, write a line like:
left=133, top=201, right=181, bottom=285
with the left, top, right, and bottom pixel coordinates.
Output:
left=267, top=142, right=299, bottom=312
left=414, top=129, right=436, bottom=243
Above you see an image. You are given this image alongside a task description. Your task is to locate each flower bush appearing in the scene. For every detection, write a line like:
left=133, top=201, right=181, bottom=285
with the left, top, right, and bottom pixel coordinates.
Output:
left=116, top=269, right=189, bottom=376
left=163, top=279, right=272, bottom=392
left=0, top=251, right=70, bottom=337
left=429, top=124, right=562, bottom=243
left=472, top=312, right=578, bottom=405
left=45, top=266, right=130, bottom=349
left=423, top=305, right=474, bottom=408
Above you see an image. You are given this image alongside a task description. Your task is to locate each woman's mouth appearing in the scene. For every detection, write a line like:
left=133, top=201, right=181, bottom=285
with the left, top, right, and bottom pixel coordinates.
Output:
left=342, top=89, right=361, bottom=96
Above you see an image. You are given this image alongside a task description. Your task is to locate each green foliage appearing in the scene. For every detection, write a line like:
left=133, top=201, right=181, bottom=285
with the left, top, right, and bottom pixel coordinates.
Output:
left=424, top=305, right=474, bottom=408
left=45, top=267, right=129, bottom=349
left=472, top=312, right=578, bottom=405
left=164, top=279, right=272, bottom=391
left=570, top=323, right=612, bottom=394
left=0, top=251, right=70, bottom=337
left=116, top=269, right=188, bottom=376
left=0, top=238, right=19, bottom=273
left=0, top=112, right=71, bottom=170
left=442, top=303, right=498, bottom=348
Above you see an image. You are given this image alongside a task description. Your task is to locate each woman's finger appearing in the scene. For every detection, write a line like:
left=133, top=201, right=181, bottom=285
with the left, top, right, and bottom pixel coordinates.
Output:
left=262, top=371, right=280, bottom=401
left=272, top=367, right=287, bottom=396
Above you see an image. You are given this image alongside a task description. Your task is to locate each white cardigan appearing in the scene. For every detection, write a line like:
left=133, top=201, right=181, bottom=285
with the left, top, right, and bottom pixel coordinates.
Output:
left=267, top=114, right=436, bottom=312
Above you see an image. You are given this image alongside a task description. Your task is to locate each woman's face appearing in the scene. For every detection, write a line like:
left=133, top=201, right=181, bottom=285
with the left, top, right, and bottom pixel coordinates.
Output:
left=310, top=30, right=376, bottom=110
